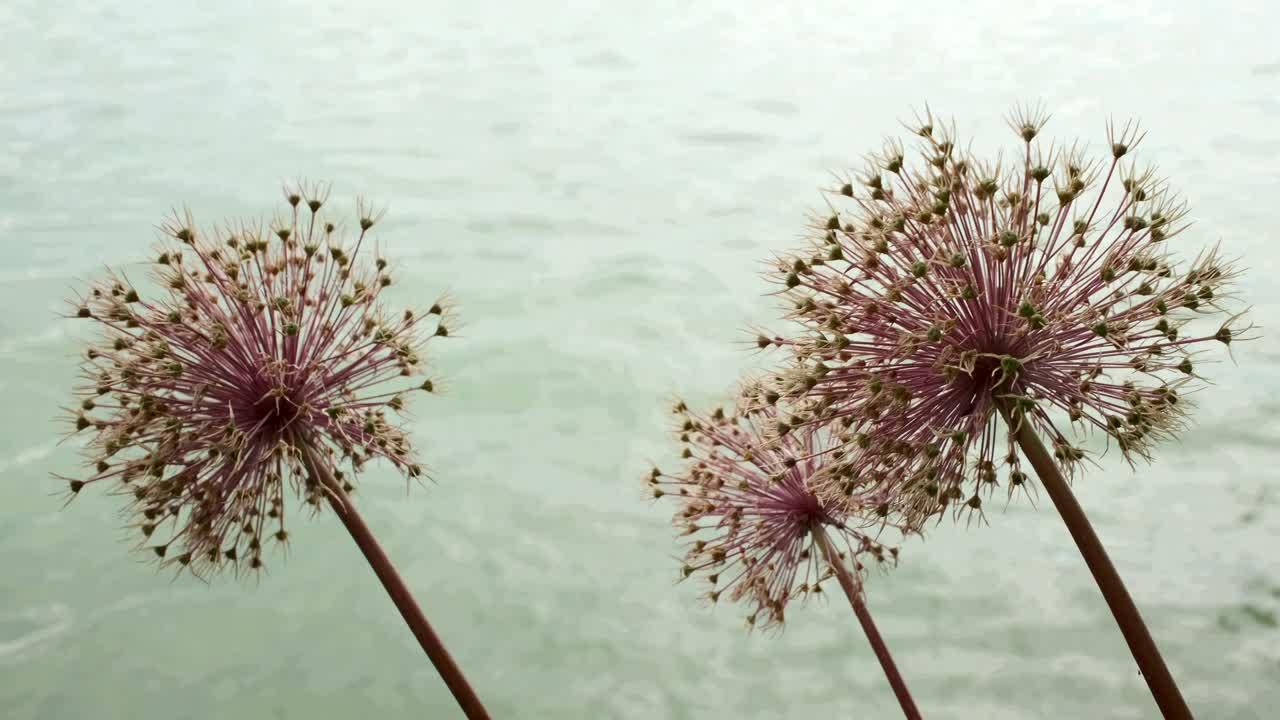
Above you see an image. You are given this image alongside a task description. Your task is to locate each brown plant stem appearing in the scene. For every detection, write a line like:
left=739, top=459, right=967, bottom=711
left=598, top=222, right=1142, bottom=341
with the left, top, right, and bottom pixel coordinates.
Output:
left=996, top=400, right=1192, bottom=720
left=303, top=445, right=492, bottom=720
left=814, top=525, right=923, bottom=720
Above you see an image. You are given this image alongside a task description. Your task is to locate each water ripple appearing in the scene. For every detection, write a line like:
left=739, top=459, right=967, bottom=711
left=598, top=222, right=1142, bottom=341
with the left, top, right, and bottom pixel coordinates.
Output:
left=0, top=604, right=72, bottom=663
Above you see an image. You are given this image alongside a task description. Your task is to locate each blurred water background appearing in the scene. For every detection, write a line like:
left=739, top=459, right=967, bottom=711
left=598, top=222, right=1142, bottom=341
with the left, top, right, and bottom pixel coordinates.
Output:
left=2, top=1, right=1278, bottom=717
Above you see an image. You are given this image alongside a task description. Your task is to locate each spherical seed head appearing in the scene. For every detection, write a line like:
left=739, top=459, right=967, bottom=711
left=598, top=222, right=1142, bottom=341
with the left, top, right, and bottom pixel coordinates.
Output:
left=769, top=108, right=1251, bottom=528
left=57, top=181, right=454, bottom=577
left=648, top=382, right=902, bottom=630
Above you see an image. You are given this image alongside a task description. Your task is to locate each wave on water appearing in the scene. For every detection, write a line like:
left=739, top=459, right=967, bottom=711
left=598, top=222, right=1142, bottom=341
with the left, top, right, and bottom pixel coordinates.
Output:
left=0, top=324, right=68, bottom=356
left=0, top=443, right=56, bottom=476
left=0, top=603, right=72, bottom=664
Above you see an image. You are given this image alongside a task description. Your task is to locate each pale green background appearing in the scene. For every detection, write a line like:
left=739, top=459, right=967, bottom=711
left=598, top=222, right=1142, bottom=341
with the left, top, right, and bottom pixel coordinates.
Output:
left=2, top=1, right=1278, bottom=718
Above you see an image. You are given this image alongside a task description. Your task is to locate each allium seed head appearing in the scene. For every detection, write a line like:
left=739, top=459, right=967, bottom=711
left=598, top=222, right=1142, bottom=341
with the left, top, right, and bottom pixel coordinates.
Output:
left=57, top=181, right=454, bottom=577
left=649, top=381, right=902, bottom=630
left=766, top=108, right=1252, bottom=528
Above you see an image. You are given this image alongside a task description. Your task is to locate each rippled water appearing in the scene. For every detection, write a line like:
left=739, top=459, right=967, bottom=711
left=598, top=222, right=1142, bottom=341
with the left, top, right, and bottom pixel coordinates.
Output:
left=2, top=1, right=1278, bottom=718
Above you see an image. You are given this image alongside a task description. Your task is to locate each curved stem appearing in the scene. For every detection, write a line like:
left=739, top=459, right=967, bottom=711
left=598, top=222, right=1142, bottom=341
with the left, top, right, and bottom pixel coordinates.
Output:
left=997, top=400, right=1192, bottom=719
left=302, top=446, right=492, bottom=720
left=813, top=526, right=924, bottom=720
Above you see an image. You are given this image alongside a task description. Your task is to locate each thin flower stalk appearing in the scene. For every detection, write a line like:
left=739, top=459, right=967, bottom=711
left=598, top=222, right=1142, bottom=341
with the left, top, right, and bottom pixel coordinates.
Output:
left=303, top=443, right=491, bottom=720
left=813, top=525, right=922, bottom=720
left=997, top=399, right=1188, bottom=719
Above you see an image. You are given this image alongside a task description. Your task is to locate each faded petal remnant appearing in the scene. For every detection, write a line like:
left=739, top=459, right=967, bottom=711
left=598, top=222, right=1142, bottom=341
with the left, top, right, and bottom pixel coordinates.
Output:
left=764, top=106, right=1250, bottom=527
left=58, top=182, right=452, bottom=577
left=648, top=384, right=901, bottom=630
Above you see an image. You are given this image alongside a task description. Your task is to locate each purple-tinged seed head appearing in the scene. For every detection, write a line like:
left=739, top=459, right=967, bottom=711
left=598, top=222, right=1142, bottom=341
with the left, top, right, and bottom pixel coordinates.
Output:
left=648, top=380, right=903, bottom=631
left=56, top=181, right=451, bottom=577
left=762, top=106, right=1253, bottom=527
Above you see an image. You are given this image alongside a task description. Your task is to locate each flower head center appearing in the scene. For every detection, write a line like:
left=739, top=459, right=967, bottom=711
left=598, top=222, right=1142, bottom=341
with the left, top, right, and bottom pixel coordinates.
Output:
left=248, top=387, right=304, bottom=438
left=238, top=355, right=311, bottom=440
left=769, top=473, right=837, bottom=528
left=970, top=354, right=1002, bottom=388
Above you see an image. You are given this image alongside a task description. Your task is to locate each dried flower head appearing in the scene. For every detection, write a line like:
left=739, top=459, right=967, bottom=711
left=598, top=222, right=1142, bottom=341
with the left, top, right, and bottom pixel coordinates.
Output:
left=647, top=381, right=901, bottom=630
left=763, top=106, right=1251, bottom=526
left=58, top=182, right=452, bottom=576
